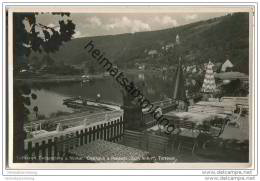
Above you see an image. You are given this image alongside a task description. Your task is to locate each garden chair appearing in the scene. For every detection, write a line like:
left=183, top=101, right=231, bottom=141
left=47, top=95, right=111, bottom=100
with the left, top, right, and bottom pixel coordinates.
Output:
left=202, top=118, right=227, bottom=149
left=228, top=107, right=242, bottom=128
left=177, top=121, right=200, bottom=155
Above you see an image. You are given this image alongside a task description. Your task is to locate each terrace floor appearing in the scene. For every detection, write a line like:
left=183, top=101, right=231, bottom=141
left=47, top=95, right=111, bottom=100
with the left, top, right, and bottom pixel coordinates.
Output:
left=172, top=115, right=249, bottom=163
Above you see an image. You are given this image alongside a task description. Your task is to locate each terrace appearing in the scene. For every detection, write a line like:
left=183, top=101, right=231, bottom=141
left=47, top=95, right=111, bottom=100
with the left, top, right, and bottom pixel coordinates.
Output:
left=22, top=96, right=249, bottom=163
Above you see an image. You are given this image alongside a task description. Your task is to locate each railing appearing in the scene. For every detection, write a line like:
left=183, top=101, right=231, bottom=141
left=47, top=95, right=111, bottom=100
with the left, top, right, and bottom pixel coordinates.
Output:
left=84, top=110, right=123, bottom=126
left=24, top=122, right=42, bottom=133
left=23, top=116, right=124, bottom=162
left=25, top=110, right=123, bottom=129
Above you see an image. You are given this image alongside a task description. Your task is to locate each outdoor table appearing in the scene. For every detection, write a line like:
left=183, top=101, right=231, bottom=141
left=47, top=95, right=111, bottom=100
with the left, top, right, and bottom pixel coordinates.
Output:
left=68, top=139, right=150, bottom=163
left=163, top=111, right=228, bottom=134
left=164, top=111, right=218, bottom=126
left=191, top=101, right=236, bottom=115
left=195, top=101, right=235, bottom=107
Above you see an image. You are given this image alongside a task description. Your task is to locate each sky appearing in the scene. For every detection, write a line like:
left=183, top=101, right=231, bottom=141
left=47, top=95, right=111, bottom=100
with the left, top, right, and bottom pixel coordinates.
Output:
left=35, top=12, right=228, bottom=38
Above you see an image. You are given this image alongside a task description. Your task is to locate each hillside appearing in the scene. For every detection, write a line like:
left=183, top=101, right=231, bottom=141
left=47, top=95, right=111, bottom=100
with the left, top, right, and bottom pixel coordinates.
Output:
left=29, top=13, right=249, bottom=74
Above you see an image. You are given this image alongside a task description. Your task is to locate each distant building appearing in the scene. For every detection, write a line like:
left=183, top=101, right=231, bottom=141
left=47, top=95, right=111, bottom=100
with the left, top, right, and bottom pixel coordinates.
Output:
left=138, top=64, right=145, bottom=70
left=203, top=63, right=208, bottom=70
left=147, top=50, right=158, bottom=58
left=186, top=66, right=192, bottom=72
left=112, top=65, right=118, bottom=69
left=162, top=43, right=175, bottom=51
left=186, top=65, right=197, bottom=73
left=138, top=73, right=145, bottom=80
left=162, top=67, right=167, bottom=74
left=176, top=34, right=180, bottom=45
left=191, top=67, right=197, bottom=73
left=20, top=69, right=28, bottom=73
left=221, top=59, right=234, bottom=72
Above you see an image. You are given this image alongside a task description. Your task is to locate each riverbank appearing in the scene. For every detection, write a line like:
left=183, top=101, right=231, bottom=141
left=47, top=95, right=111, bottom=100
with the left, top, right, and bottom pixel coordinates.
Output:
left=14, top=69, right=162, bottom=84
left=15, top=74, right=107, bottom=84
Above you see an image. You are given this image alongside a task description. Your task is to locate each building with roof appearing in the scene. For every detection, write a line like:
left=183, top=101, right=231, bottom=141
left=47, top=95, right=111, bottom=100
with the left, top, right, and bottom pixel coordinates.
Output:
left=147, top=50, right=158, bottom=58
left=221, top=59, right=234, bottom=72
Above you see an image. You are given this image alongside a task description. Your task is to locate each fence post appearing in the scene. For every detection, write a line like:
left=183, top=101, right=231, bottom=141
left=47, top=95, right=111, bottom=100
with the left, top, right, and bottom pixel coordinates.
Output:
left=88, top=127, right=92, bottom=143
left=107, top=122, right=111, bottom=141
left=47, top=139, right=52, bottom=162
left=113, top=121, right=116, bottom=141
left=41, top=141, right=46, bottom=162
left=120, top=117, right=124, bottom=139
left=84, top=128, right=88, bottom=144
left=114, top=120, right=117, bottom=139
left=93, top=126, right=96, bottom=141
left=96, top=125, right=100, bottom=140
left=27, top=141, right=32, bottom=163
left=65, top=134, right=70, bottom=153
left=54, top=137, right=58, bottom=162
left=104, top=123, right=107, bottom=141
left=116, top=119, right=120, bottom=142
left=35, top=143, right=40, bottom=162
left=113, top=120, right=117, bottom=142
left=80, top=130, right=84, bottom=146
left=100, top=124, right=104, bottom=140
left=59, top=136, right=64, bottom=161
left=111, top=121, right=115, bottom=142
left=76, top=131, right=79, bottom=147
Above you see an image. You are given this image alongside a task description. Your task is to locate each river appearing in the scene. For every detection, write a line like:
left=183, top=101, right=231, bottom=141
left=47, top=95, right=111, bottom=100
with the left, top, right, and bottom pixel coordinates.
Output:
left=27, top=71, right=175, bottom=120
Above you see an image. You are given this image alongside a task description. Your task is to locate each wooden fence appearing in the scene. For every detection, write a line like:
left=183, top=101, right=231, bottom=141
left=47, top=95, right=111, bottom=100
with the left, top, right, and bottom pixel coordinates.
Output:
left=23, top=117, right=124, bottom=162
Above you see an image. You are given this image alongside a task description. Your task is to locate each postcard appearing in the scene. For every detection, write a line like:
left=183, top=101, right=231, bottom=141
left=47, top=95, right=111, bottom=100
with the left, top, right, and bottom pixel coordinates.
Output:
left=5, top=4, right=255, bottom=170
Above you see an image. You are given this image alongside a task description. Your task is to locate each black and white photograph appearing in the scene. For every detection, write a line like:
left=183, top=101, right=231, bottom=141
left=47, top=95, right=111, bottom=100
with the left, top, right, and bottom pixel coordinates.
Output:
left=6, top=5, right=254, bottom=169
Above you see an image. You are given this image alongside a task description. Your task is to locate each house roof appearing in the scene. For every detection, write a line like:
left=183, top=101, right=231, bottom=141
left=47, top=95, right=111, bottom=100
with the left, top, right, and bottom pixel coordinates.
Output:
left=148, top=50, right=158, bottom=55
left=221, top=59, right=234, bottom=72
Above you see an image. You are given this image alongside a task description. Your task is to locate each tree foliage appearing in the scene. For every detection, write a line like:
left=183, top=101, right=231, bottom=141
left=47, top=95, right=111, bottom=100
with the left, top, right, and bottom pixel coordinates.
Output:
left=220, top=79, right=249, bottom=96
left=14, top=13, right=75, bottom=72
left=13, top=12, right=76, bottom=162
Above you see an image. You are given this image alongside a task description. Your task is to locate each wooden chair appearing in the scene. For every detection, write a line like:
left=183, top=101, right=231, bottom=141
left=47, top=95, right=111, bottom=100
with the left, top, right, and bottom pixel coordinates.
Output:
left=146, top=133, right=170, bottom=156
left=123, top=130, right=144, bottom=150
left=210, top=118, right=227, bottom=137
left=202, top=118, right=227, bottom=149
left=177, top=121, right=200, bottom=155
left=228, top=107, right=242, bottom=128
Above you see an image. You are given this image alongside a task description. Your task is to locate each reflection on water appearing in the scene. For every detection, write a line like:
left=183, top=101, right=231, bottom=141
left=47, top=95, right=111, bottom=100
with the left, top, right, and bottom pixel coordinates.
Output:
left=138, top=73, right=145, bottom=80
left=27, top=89, right=74, bottom=120
left=27, top=72, right=175, bottom=118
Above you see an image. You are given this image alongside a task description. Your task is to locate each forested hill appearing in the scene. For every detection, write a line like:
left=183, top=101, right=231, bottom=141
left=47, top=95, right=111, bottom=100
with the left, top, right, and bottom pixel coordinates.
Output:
left=29, top=13, right=249, bottom=74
